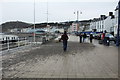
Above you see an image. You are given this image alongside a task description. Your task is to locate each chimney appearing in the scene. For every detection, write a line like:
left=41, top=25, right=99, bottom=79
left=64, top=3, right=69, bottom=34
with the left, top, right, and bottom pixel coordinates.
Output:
left=109, top=12, right=113, bottom=16
left=100, top=15, right=106, bottom=19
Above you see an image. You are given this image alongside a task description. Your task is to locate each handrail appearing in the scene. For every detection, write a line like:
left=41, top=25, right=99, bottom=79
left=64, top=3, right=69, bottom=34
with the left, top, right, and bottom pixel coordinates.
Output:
left=0, top=38, right=29, bottom=51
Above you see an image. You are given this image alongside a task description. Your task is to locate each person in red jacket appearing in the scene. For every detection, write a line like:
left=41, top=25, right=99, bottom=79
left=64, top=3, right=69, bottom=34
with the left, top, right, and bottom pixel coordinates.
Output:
left=102, top=32, right=107, bottom=45
left=60, top=31, right=69, bottom=52
left=102, top=33, right=105, bottom=40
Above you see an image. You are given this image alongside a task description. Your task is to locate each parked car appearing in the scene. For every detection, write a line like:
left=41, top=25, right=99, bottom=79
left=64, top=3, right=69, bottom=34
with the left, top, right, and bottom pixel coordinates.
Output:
left=75, top=32, right=80, bottom=36
left=94, top=33, right=102, bottom=40
left=105, top=33, right=115, bottom=42
left=92, top=33, right=97, bottom=39
left=54, top=36, right=61, bottom=43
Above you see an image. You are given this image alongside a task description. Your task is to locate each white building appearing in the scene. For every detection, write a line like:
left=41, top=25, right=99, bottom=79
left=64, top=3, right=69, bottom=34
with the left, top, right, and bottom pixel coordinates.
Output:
left=10, top=28, right=18, bottom=32
left=114, top=6, right=118, bottom=36
left=10, top=28, right=32, bottom=33
left=21, top=28, right=32, bottom=33
left=90, top=15, right=106, bottom=32
left=89, top=12, right=116, bottom=34
left=89, top=19, right=96, bottom=31
left=104, top=12, right=115, bottom=33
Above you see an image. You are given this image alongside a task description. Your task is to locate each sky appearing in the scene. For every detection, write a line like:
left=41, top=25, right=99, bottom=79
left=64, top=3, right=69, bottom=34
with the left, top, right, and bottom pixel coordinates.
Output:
left=0, top=0, right=119, bottom=24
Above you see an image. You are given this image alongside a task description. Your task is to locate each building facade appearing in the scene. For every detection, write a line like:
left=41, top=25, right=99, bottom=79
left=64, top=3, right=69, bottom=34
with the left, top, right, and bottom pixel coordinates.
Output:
left=90, top=15, right=106, bottom=32
left=104, top=12, right=115, bottom=34
left=114, top=6, right=118, bottom=36
left=89, top=13, right=115, bottom=34
left=70, top=22, right=79, bottom=32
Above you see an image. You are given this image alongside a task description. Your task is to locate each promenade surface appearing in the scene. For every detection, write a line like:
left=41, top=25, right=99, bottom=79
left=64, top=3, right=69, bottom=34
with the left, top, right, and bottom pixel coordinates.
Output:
left=2, top=35, right=118, bottom=78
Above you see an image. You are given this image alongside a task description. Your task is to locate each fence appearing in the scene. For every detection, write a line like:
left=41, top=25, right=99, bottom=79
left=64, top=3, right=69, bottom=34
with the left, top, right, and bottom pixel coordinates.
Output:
left=0, top=37, right=29, bottom=51
left=0, top=34, right=57, bottom=52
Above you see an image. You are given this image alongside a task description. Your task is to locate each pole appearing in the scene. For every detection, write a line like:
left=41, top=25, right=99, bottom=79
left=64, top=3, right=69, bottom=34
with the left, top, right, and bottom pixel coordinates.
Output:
left=7, top=40, right=9, bottom=51
left=33, top=0, right=36, bottom=42
left=47, top=1, right=48, bottom=26
left=74, top=11, right=82, bottom=32
left=116, top=0, right=120, bottom=46
left=77, top=11, right=79, bottom=21
left=101, top=16, right=104, bottom=32
left=18, top=38, right=20, bottom=48
left=25, top=37, right=27, bottom=46
left=46, top=0, right=49, bottom=41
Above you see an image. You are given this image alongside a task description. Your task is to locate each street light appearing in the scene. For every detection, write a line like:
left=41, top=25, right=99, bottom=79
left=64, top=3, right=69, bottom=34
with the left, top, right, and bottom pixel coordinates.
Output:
left=33, top=0, right=36, bottom=42
left=74, top=11, right=82, bottom=21
left=46, top=0, right=50, bottom=34
left=74, top=11, right=82, bottom=32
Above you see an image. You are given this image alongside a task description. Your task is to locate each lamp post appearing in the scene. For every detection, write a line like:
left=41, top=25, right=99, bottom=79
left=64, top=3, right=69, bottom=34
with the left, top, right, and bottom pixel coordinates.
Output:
left=74, top=11, right=82, bottom=21
left=46, top=0, right=50, bottom=33
left=116, top=0, right=120, bottom=46
left=33, top=0, right=36, bottom=42
left=74, top=11, right=82, bottom=32
left=47, top=0, right=48, bottom=27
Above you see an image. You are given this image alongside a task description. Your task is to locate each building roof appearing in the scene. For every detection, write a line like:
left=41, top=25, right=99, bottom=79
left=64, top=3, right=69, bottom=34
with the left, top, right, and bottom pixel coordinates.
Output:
left=115, top=5, right=118, bottom=11
left=111, top=15, right=115, bottom=19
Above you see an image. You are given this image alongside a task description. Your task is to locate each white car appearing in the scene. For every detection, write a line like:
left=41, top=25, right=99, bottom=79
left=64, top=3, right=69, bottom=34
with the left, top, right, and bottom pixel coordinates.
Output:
left=54, top=36, right=61, bottom=43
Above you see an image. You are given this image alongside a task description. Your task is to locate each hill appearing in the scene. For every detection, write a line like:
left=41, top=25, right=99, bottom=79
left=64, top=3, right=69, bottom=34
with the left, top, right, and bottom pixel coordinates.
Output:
left=0, top=20, right=91, bottom=32
left=1, top=21, right=71, bottom=32
left=1, top=21, right=32, bottom=32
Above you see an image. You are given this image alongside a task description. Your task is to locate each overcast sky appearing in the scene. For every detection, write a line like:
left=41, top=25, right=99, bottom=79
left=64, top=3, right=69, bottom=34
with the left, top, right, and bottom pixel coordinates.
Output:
left=0, top=0, right=119, bottom=24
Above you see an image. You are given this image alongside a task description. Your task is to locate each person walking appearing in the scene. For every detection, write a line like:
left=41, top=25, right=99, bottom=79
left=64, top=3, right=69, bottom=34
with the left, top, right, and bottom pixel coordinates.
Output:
left=101, top=32, right=106, bottom=45
left=90, top=33, right=93, bottom=43
left=83, top=33, right=87, bottom=42
left=60, top=31, right=69, bottom=52
left=79, top=33, right=82, bottom=43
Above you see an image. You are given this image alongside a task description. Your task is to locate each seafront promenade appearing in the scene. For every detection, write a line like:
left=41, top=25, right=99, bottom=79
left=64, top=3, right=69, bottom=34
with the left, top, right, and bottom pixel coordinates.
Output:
left=1, top=35, right=118, bottom=78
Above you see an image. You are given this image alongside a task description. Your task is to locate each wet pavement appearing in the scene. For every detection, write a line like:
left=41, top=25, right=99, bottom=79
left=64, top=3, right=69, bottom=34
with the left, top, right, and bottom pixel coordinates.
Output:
left=2, top=35, right=118, bottom=78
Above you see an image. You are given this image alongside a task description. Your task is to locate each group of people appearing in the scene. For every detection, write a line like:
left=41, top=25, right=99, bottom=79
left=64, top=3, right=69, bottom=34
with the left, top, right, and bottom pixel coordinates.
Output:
left=60, top=31, right=94, bottom=52
left=79, top=33, right=93, bottom=43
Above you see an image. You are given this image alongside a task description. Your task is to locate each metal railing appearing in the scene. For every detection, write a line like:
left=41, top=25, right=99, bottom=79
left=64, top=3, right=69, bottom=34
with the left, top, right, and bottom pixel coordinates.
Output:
left=0, top=34, right=57, bottom=52
left=0, top=38, right=29, bottom=51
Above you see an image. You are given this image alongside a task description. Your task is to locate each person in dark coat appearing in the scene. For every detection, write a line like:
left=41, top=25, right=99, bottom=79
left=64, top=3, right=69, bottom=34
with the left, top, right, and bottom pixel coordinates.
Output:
left=83, top=33, right=87, bottom=42
left=60, top=31, right=69, bottom=52
left=90, top=33, right=93, bottom=43
left=79, top=33, right=82, bottom=43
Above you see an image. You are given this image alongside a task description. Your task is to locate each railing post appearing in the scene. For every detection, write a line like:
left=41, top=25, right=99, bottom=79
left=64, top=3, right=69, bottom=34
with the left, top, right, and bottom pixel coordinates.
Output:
left=7, top=40, right=9, bottom=51
left=18, top=38, right=20, bottom=48
left=25, top=37, right=27, bottom=46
